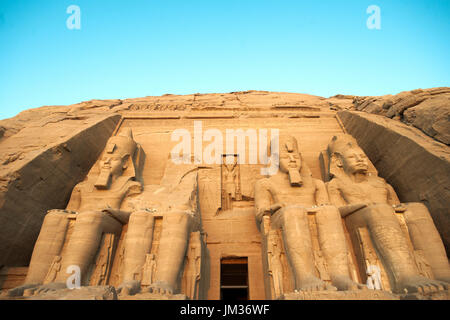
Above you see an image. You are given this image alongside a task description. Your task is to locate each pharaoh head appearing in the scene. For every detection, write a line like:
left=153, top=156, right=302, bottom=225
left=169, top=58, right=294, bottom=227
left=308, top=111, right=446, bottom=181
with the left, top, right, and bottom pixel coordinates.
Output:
left=278, top=136, right=302, bottom=174
left=328, top=135, right=369, bottom=176
left=270, top=135, right=308, bottom=186
left=95, top=128, right=137, bottom=189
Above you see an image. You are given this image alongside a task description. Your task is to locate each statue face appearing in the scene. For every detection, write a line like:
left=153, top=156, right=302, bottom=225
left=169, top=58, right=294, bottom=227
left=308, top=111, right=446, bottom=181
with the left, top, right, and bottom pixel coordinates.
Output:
left=341, top=147, right=369, bottom=174
left=99, top=153, right=125, bottom=178
left=279, top=142, right=301, bottom=173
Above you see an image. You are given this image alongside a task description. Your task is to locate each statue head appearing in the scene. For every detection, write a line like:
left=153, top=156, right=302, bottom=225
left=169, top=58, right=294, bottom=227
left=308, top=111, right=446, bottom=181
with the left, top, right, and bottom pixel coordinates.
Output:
left=95, top=128, right=137, bottom=189
left=278, top=136, right=302, bottom=174
left=328, top=135, right=369, bottom=176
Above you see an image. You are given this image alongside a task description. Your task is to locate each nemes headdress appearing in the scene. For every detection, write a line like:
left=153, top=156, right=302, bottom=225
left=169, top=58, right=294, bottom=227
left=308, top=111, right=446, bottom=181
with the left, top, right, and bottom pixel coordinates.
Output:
left=326, top=134, right=377, bottom=179
left=105, top=128, right=137, bottom=159
left=327, top=135, right=359, bottom=158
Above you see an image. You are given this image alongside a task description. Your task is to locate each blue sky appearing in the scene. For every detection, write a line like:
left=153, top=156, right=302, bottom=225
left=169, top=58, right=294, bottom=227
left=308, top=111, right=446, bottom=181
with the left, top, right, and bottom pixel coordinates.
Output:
left=0, top=0, right=449, bottom=120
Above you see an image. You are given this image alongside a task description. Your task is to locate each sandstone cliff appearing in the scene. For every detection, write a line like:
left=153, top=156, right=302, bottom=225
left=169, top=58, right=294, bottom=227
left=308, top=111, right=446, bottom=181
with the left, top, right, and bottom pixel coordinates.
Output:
left=350, top=87, right=450, bottom=145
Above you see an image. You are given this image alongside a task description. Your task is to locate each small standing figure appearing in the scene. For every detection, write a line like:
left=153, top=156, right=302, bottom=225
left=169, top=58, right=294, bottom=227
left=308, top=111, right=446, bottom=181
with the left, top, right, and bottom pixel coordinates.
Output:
left=366, top=265, right=382, bottom=290
left=314, top=251, right=331, bottom=282
left=267, top=236, right=284, bottom=299
left=90, top=233, right=115, bottom=286
left=43, top=256, right=62, bottom=284
left=222, top=155, right=241, bottom=211
left=414, top=250, right=434, bottom=280
left=185, top=232, right=202, bottom=300
left=141, top=253, right=157, bottom=287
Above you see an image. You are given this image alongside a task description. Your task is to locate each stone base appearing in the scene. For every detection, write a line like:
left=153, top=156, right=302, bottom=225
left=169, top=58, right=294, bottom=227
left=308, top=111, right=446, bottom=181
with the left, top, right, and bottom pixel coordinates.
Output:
left=119, top=292, right=188, bottom=300
left=16, top=286, right=118, bottom=300
left=400, top=290, right=450, bottom=301
left=281, top=290, right=399, bottom=300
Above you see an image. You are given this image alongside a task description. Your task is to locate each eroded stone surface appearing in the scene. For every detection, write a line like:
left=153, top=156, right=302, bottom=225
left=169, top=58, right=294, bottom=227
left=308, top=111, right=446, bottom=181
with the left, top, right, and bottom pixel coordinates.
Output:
left=352, top=87, right=450, bottom=144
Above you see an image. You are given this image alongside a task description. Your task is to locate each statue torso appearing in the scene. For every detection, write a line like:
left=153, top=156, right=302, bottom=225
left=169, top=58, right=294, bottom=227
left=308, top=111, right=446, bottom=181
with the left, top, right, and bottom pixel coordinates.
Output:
left=337, top=175, right=389, bottom=204
left=72, top=177, right=138, bottom=212
left=266, top=175, right=317, bottom=206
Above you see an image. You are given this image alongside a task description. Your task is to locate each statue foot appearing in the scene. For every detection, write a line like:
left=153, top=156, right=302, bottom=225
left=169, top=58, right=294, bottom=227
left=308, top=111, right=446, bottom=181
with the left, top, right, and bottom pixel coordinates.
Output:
left=332, top=275, right=367, bottom=291
left=117, top=280, right=141, bottom=296
left=434, top=275, right=450, bottom=284
left=398, top=276, right=449, bottom=294
left=2, top=283, right=40, bottom=297
left=297, top=276, right=337, bottom=292
left=32, top=282, right=68, bottom=296
left=147, top=281, right=174, bottom=295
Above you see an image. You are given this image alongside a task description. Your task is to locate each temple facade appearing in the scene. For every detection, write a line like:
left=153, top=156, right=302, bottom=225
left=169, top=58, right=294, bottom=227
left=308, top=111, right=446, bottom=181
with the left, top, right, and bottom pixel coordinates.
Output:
left=0, top=92, right=448, bottom=300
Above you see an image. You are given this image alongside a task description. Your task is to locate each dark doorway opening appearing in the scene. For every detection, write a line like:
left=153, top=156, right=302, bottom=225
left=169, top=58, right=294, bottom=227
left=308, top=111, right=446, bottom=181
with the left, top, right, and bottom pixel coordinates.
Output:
left=220, top=257, right=249, bottom=300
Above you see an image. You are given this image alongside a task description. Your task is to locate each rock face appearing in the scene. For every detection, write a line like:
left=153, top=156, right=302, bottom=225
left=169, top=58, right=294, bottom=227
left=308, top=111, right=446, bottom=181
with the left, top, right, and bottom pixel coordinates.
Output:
left=0, top=90, right=448, bottom=300
left=352, top=87, right=450, bottom=145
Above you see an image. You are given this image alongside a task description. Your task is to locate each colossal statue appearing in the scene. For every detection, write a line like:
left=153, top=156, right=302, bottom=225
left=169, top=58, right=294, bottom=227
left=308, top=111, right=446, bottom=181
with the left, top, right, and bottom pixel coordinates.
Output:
left=326, top=135, right=450, bottom=294
left=6, top=129, right=143, bottom=296
left=254, top=136, right=364, bottom=292
left=117, top=159, right=201, bottom=297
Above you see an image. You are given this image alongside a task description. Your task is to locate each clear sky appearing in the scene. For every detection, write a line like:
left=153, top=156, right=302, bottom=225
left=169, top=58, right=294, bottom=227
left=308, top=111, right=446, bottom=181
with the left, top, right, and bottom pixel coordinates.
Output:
left=0, top=0, right=449, bottom=120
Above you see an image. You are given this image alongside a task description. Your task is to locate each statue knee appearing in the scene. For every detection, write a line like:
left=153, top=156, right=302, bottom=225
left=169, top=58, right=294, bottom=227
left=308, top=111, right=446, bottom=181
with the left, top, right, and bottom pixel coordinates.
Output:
left=280, top=206, right=305, bottom=224
left=129, top=210, right=151, bottom=223
left=76, top=211, right=103, bottom=225
left=404, top=202, right=430, bottom=215
left=364, top=204, right=398, bottom=225
left=168, top=210, right=191, bottom=221
left=317, top=205, right=340, bottom=216
left=403, top=202, right=434, bottom=224
left=44, top=210, right=67, bottom=223
left=316, top=205, right=341, bottom=224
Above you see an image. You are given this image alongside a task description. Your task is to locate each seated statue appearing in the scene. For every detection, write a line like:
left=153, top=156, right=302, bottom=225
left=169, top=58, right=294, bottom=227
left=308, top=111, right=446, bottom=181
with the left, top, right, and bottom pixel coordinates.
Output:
left=326, top=135, right=450, bottom=294
left=254, top=135, right=365, bottom=292
left=117, top=160, right=201, bottom=296
left=7, top=129, right=143, bottom=296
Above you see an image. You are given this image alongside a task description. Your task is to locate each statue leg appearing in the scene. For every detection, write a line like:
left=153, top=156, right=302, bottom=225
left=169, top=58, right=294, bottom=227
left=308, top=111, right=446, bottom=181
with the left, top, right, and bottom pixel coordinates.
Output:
left=360, top=203, right=447, bottom=293
left=403, top=202, right=450, bottom=283
left=56, top=211, right=122, bottom=285
left=315, top=205, right=365, bottom=290
left=149, top=212, right=191, bottom=295
left=272, top=206, right=332, bottom=291
left=25, top=211, right=70, bottom=285
left=119, top=211, right=154, bottom=294
left=4, top=211, right=70, bottom=297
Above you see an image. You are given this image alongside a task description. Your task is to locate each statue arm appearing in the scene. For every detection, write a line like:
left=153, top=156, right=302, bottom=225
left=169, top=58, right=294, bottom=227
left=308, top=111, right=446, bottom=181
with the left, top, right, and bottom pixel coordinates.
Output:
left=386, top=183, right=401, bottom=206
left=314, top=179, right=330, bottom=205
left=66, top=184, right=81, bottom=211
left=124, top=180, right=143, bottom=197
left=254, top=179, right=274, bottom=223
left=327, top=179, right=367, bottom=218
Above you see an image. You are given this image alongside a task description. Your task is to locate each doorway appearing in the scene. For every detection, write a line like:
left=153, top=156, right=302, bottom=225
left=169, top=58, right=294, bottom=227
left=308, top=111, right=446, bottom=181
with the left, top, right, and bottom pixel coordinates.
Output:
left=220, top=257, right=249, bottom=300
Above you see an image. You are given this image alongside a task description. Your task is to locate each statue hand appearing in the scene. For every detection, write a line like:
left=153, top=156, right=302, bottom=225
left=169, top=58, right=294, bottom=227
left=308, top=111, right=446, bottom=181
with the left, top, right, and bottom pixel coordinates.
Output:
left=393, top=204, right=407, bottom=213
left=338, top=203, right=368, bottom=218
left=269, top=202, right=285, bottom=215
left=102, top=208, right=131, bottom=224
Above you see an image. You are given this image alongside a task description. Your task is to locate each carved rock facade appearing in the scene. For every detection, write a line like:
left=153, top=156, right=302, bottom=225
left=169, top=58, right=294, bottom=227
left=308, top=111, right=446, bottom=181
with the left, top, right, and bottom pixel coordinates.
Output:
left=0, top=90, right=448, bottom=300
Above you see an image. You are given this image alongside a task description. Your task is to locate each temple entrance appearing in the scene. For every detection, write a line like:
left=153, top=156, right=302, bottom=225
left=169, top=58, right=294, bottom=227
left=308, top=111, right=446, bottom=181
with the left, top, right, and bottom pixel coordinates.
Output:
left=220, top=257, right=249, bottom=300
